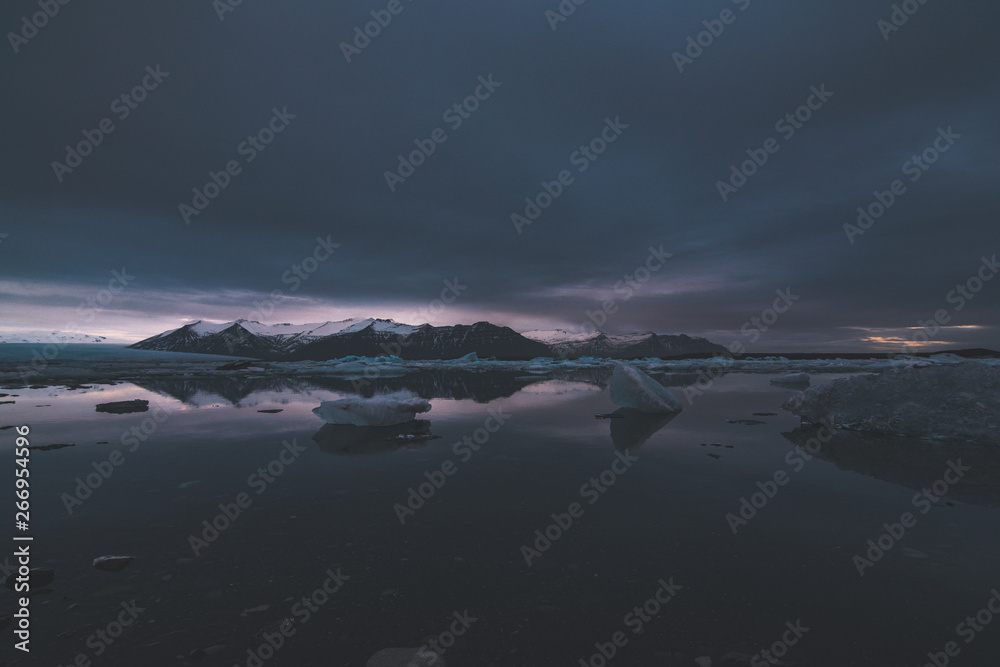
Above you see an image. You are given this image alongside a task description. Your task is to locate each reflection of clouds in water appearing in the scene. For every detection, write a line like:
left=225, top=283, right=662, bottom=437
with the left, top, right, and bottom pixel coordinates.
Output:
left=518, top=380, right=603, bottom=396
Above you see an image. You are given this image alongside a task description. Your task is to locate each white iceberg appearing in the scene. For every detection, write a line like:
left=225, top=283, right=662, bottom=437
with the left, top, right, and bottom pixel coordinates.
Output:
left=609, top=362, right=683, bottom=414
left=312, top=390, right=431, bottom=426
left=770, top=372, right=810, bottom=387
left=783, top=362, right=1000, bottom=444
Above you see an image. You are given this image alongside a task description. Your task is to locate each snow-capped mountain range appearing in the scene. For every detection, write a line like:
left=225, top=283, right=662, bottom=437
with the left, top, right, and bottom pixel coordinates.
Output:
left=521, top=329, right=725, bottom=358
left=128, top=318, right=725, bottom=360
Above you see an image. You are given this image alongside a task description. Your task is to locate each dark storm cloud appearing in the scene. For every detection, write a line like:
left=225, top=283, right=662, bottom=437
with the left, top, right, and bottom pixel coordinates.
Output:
left=1, top=0, right=998, bottom=348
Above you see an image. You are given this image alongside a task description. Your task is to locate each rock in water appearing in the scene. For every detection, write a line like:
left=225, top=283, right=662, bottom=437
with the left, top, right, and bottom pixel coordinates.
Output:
left=609, top=363, right=683, bottom=414
left=770, top=373, right=810, bottom=387
left=92, top=556, right=134, bottom=572
left=95, top=400, right=149, bottom=414
left=313, top=390, right=431, bottom=426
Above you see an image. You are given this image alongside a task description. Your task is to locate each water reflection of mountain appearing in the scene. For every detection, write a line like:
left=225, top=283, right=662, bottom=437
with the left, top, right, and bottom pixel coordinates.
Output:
left=130, top=367, right=640, bottom=406
left=783, top=425, right=1000, bottom=508
left=312, top=420, right=439, bottom=456
left=130, top=376, right=305, bottom=405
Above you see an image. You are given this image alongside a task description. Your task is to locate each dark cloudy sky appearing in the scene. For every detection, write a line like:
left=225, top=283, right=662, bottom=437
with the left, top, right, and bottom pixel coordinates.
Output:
left=1, top=0, right=998, bottom=351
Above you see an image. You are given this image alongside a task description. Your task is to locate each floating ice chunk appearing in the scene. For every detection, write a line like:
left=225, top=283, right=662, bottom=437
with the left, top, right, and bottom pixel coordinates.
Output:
left=770, top=372, right=810, bottom=387
left=454, top=351, right=478, bottom=363
left=783, top=362, right=1000, bottom=444
left=928, top=353, right=967, bottom=364
left=312, top=391, right=431, bottom=426
left=609, top=362, right=683, bottom=414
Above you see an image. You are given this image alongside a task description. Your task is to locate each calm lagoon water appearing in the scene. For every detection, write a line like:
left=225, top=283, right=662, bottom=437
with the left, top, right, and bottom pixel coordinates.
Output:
left=3, top=372, right=999, bottom=667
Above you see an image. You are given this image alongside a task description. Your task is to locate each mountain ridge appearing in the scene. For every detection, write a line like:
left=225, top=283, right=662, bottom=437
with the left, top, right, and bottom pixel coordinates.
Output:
left=129, top=318, right=727, bottom=360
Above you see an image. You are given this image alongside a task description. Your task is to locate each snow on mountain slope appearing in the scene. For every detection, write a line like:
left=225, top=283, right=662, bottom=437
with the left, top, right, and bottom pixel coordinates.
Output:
left=606, top=332, right=659, bottom=346
left=337, top=318, right=421, bottom=336
left=522, top=329, right=723, bottom=358
left=522, top=329, right=599, bottom=344
left=523, top=330, right=662, bottom=347
left=170, top=319, right=361, bottom=339
left=0, top=331, right=113, bottom=344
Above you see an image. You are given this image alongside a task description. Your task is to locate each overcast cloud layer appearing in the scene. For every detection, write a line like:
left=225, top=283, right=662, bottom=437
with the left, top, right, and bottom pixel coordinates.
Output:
left=1, top=0, right=998, bottom=351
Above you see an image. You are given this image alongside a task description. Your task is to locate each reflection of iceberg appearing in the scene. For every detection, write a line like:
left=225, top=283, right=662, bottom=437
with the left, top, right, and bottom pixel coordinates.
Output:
left=610, top=362, right=683, bottom=414
left=609, top=408, right=679, bottom=452
left=783, top=425, right=1000, bottom=508
left=312, top=390, right=431, bottom=426
left=312, top=421, right=438, bottom=456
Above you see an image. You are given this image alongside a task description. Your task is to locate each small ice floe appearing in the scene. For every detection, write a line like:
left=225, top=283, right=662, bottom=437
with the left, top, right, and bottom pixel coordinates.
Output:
left=609, top=362, right=683, bottom=414
left=769, top=373, right=810, bottom=387
left=92, top=556, right=134, bottom=572
left=312, top=390, right=431, bottom=427
left=95, top=399, right=149, bottom=414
